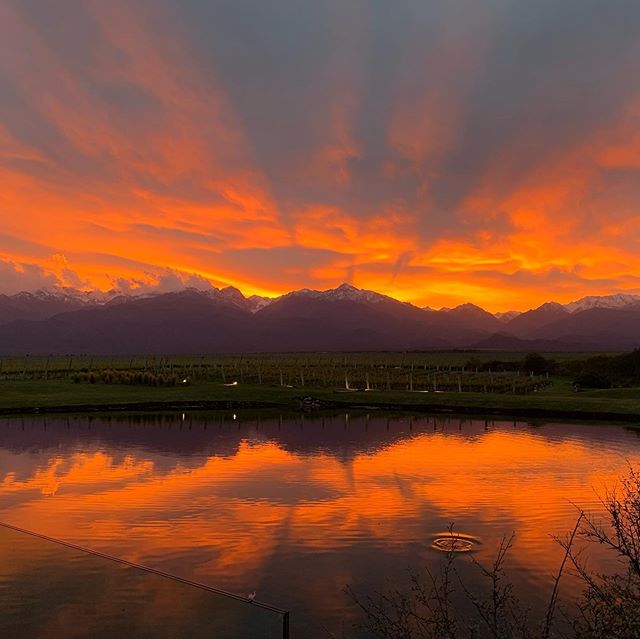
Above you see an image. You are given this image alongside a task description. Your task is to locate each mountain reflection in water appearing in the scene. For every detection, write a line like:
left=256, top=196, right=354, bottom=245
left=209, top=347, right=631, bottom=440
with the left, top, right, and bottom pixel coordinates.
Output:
left=1, top=412, right=639, bottom=637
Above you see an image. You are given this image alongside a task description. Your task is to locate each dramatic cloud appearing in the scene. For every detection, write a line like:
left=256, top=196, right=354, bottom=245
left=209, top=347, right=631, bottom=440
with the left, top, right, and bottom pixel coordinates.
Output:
left=111, top=268, right=215, bottom=295
left=0, top=0, right=639, bottom=310
left=0, top=259, right=62, bottom=295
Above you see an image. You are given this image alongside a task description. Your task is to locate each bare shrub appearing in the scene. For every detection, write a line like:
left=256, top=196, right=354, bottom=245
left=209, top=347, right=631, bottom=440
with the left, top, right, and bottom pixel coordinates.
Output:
left=561, top=467, right=640, bottom=638
left=348, top=468, right=640, bottom=639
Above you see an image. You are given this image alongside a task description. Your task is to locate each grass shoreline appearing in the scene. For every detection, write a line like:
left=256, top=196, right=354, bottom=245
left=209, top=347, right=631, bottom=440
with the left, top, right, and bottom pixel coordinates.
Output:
left=0, top=379, right=638, bottom=422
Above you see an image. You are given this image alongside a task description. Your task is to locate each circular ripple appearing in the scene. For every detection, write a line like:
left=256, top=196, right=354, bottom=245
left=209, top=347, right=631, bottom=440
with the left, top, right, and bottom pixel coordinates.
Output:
left=431, top=532, right=481, bottom=553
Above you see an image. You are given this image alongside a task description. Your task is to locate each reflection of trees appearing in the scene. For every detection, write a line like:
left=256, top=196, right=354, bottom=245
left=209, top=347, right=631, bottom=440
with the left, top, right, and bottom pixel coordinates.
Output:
left=0, top=413, right=435, bottom=468
left=0, top=413, right=637, bottom=482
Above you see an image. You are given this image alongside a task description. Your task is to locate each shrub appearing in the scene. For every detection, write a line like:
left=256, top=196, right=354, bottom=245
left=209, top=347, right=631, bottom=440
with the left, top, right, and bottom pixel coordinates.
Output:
left=350, top=466, right=640, bottom=639
left=574, top=372, right=611, bottom=389
left=522, top=353, right=556, bottom=376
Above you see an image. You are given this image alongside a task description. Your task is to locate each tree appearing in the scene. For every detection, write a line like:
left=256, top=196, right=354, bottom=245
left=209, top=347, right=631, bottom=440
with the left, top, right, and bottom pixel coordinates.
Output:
left=522, top=353, right=555, bottom=376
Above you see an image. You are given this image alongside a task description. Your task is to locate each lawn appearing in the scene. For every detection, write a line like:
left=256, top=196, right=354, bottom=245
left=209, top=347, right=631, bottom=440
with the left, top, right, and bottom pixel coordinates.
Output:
left=1, top=377, right=638, bottom=422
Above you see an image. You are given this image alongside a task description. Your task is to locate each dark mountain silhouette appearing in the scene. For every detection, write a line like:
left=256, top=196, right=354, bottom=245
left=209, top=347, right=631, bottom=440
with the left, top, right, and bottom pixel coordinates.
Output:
left=0, top=290, right=254, bottom=355
left=0, top=285, right=486, bottom=354
left=0, top=291, right=91, bottom=325
left=0, top=284, right=638, bottom=354
left=500, top=302, right=570, bottom=339
left=247, top=291, right=481, bottom=351
left=470, top=333, right=584, bottom=352
left=522, top=307, right=640, bottom=350
left=445, top=303, right=503, bottom=334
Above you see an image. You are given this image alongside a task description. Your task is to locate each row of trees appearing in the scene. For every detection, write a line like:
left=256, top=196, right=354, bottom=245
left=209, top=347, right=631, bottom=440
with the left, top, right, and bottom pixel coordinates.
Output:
left=465, top=353, right=557, bottom=376
left=567, top=350, right=640, bottom=389
left=466, top=350, right=640, bottom=389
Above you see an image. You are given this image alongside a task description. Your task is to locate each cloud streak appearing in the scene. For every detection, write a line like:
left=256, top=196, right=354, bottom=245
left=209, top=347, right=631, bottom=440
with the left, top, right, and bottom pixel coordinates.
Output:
left=0, top=0, right=639, bottom=310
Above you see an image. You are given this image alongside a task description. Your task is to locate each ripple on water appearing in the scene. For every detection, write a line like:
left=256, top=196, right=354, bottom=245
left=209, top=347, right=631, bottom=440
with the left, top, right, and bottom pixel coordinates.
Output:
left=431, top=532, right=481, bottom=553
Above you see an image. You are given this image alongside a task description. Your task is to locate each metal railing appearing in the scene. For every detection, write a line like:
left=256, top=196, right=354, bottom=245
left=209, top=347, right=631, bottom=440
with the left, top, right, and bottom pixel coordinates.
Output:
left=0, top=521, right=290, bottom=638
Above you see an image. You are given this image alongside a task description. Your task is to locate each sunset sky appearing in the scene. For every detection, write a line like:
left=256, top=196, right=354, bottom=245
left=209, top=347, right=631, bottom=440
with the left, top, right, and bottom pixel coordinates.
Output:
left=1, top=0, right=640, bottom=311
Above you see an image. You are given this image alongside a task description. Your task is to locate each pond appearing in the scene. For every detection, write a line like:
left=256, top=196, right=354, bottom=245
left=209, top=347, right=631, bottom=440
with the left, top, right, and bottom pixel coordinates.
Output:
left=1, top=411, right=639, bottom=637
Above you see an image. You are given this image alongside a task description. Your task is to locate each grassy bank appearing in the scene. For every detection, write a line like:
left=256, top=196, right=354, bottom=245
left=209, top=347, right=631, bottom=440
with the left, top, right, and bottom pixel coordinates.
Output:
left=0, top=378, right=638, bottom=421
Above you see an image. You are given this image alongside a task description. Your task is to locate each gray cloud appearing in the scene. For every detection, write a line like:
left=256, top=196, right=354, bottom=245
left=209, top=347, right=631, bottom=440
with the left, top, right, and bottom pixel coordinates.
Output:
left=112, top=268, right=215, bottom=295
left=1, top=0, right=639, bottom=306
left=0, top=258, right=61, bottom=294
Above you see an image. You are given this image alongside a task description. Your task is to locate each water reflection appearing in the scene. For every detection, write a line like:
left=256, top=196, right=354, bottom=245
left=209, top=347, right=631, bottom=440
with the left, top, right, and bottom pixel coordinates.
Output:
left=0, top=524, right=286, bottom=639
left=0, top=412, right=639, bottom=637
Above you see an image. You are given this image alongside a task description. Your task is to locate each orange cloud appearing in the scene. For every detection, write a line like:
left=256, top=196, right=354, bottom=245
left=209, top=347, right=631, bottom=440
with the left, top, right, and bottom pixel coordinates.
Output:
left=1, top=1, right=640, bottom=310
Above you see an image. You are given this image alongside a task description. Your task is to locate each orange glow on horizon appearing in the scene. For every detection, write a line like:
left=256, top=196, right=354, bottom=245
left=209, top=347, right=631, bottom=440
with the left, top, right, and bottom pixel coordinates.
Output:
left=1, top=1, right=640, bottom=312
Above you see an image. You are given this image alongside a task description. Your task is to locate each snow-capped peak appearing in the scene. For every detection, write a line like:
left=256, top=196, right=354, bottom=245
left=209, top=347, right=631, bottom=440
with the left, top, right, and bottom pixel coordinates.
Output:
left=219, top=285, right=246, bottom=306
left=8, top=285, right=640, bottom=317
left=287, top=282, right=394, bottom=304
left=247, top=295, right=275, bottom=313
left=326, top=283, right=389, bottom=303
left=564, top=293, right=640, bottom=314
left=11, top=287, right=111, bottom=305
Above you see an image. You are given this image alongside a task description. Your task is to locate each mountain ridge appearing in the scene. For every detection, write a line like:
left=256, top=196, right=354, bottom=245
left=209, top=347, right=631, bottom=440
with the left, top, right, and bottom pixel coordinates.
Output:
left=0, top=285, right=638, bottom=354
left=4, top=284, right=639, bottom=318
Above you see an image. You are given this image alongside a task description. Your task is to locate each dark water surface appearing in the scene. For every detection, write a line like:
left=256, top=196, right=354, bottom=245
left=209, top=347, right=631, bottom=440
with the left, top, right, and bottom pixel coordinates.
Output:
left=0, top=523, right=286, bottom=638
left=1, top=412, right=639, bottom=637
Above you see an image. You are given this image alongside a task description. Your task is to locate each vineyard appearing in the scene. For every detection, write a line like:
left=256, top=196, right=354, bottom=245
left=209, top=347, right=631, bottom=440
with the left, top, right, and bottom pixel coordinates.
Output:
left=0, top=353, right=553, bottom=395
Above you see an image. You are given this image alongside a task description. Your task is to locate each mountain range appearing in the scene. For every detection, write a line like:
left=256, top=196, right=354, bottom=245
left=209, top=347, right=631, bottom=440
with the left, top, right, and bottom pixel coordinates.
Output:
left=0, top=283, right=638, bottom=354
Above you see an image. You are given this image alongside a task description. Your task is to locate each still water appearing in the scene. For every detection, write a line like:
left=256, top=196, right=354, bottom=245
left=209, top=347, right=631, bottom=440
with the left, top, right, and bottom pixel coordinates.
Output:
left=1, top=411, right=639, bottom=637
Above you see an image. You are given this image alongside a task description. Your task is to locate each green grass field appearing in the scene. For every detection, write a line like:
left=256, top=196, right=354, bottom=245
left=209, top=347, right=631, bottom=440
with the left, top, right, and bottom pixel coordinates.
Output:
left=0, top=351, right=636, bottom=421
left=0, top=377, right=638, bottom=422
